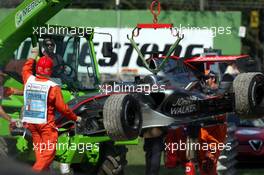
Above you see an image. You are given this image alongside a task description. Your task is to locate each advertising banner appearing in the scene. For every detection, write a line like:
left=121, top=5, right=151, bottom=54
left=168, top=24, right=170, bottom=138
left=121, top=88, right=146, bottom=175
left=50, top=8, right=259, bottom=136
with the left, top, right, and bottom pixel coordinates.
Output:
left=93, top=27, right=213, bottom=75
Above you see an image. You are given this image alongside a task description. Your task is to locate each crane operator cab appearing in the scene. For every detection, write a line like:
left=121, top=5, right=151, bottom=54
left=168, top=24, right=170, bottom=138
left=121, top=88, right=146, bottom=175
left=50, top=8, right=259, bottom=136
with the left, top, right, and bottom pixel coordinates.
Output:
left=5, top=26, right=113, bottom=96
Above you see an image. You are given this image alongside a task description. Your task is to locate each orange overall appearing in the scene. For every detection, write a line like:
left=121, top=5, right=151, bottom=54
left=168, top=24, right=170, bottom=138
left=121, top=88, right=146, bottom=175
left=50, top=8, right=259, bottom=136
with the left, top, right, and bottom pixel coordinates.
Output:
left=165, top=116, right=227, bottom=175
left=199, top=123, right=227, bottom=175
left=22, top=59, right=77, bottom=172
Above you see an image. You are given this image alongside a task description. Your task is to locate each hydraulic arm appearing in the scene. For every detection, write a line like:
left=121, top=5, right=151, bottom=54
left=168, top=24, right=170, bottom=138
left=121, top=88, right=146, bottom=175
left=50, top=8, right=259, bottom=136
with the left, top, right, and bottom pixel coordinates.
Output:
left=0, top=0, right=71, bottom=66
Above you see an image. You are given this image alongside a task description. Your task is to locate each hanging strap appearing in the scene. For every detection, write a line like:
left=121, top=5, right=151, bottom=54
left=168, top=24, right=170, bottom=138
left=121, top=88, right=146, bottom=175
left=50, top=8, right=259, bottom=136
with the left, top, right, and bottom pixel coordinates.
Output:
left=127, top=33, right=184, bottom=74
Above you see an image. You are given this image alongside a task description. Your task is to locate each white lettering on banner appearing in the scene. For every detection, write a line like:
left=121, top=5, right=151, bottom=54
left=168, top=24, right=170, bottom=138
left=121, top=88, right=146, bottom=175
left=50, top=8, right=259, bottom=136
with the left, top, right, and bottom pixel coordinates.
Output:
left=93, top=28, right=213, bottom=75
left=15, top=28, right=213, bottom=75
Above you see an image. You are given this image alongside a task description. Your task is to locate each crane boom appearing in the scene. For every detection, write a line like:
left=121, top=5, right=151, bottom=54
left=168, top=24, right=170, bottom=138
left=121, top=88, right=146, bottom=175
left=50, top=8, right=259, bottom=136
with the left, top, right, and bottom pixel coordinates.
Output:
left=0, top=0, right=71, bottom=65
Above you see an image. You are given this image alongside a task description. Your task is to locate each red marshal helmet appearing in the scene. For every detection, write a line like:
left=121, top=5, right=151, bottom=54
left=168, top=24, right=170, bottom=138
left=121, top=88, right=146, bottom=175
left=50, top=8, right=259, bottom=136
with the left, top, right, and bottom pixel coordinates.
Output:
left=36, top=56, right=53, bottom=76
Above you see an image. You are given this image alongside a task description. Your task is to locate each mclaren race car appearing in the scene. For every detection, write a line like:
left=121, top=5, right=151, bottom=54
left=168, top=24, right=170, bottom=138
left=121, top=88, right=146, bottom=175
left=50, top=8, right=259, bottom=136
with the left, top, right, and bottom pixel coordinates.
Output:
left=67, top=50, right=264, bottom=142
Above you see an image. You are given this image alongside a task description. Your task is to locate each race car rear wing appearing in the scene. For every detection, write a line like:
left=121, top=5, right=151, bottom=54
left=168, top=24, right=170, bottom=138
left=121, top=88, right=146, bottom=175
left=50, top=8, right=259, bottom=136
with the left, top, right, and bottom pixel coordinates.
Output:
left=184, top=55, right=249, bottom=63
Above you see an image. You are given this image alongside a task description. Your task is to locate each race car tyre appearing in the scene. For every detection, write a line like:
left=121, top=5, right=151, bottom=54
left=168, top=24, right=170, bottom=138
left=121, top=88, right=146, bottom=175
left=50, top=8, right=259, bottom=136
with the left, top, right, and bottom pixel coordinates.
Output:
left=0, top=137, right=8, bottom=161
left=103, top=94, right=142, bottom=141
left=97, top=142, right=128, bottom=175
left=233, top=72, right=264, bottom=118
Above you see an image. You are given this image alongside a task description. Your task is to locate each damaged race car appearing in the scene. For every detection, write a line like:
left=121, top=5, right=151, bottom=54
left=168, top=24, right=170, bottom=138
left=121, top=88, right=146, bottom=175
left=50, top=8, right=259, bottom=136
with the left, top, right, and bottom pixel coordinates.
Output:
left=102, top=33, right=264, bottom=141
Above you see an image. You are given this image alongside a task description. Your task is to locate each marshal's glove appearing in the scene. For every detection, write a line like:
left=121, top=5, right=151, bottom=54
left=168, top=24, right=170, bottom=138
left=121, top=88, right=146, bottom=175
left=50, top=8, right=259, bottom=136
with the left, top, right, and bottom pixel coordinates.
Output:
left=29, top=45, right=39, bottom=60
left=10, top=119, right=23, bottom=128
left=76, top=116, right=82, bottom=127
left=76, top=116, right=82, bottom=123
